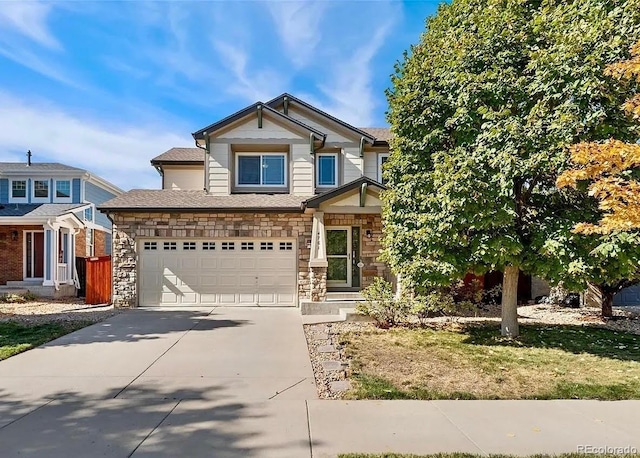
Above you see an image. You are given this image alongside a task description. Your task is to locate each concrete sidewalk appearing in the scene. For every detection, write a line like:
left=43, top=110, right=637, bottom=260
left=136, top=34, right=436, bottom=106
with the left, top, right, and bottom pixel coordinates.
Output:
left=0, top=309, right=639, bottom=457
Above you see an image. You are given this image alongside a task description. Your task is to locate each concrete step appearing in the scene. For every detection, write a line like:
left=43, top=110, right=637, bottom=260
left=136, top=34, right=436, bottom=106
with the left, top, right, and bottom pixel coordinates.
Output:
left=301, top=300, right=364, bottom=316
left=326, top=292, right=364, bottom=301
left=0, top=287, right=29, bottom=296
left=6, top=280, right=42, bottom=287
left=339, top=307, right=374, bottom=322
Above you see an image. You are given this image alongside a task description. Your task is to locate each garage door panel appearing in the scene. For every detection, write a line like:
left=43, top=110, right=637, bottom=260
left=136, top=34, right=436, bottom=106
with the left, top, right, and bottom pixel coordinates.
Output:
left=139, top=239, right=296, bottom=307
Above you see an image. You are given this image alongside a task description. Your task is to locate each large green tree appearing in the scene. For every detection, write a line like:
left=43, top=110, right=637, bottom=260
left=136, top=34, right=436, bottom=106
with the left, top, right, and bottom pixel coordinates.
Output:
left=383, top=0, right=640, bottom=336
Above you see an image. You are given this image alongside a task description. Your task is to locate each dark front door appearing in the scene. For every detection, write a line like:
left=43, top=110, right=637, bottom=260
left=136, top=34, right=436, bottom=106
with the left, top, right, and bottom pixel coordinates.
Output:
left=33, top=232, right=44, bottom=278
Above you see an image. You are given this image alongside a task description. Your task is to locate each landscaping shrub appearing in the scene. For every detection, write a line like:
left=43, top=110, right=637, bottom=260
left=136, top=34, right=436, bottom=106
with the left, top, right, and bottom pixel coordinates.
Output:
left=357, top=278, right=409, bottom=328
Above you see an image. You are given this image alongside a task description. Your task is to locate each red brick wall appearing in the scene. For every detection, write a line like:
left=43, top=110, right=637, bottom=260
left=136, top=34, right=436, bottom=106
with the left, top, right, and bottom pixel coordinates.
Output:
left=76, top=228, right=87, bottom=257
left=0, top=225, right=43, bottom=285
left=95, top=230, right=107, bottom=256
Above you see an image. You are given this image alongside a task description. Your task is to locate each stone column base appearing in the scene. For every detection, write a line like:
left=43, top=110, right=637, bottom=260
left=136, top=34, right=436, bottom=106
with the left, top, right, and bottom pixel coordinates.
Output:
left=309, top=266, right=327, bottom=302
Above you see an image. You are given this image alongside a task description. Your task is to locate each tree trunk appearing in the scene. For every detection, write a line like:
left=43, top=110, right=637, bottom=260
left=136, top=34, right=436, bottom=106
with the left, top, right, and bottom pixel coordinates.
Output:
left=602, top=290, right=614, bottom=318
left=501, top=265, right=520, bottom=337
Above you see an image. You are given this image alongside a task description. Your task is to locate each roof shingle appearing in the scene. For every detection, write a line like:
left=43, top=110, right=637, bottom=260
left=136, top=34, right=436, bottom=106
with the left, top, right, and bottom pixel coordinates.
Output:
left=99, top=190, right=306, bottom=212
left=0, top=203, right=86, bottom=218
left=0, top=163, right=85, bottom=173
left=359, top=128, right=392, bottom=142
left=150, top=148, right=204, bottom=164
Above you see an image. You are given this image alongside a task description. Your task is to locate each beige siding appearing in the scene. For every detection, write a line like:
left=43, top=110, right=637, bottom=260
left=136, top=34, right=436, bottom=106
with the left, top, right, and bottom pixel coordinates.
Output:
left=217, top=117, right=304, bottom=140
left=291, top=144, right=314, bottom=196
left=343, top=147, right=363, bottom=184
left=363, top=151, right=378, bottom=181
left=287, top=108, right=353, bottom=143
left=163, top=166, right=204, bottom=190
left=208, top=143, right=230, bottom=195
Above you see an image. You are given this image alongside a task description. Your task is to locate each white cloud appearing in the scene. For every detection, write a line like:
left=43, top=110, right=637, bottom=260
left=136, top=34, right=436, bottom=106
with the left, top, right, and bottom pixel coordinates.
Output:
left=315, top=20, right=395, bottom=126
left=0, top=92, right=191, bottom=190
left=0, top=1, right=61, bottom=49
left=213, top=41, right=288, bottom=102
left=265, top=1, right=327, bottom=68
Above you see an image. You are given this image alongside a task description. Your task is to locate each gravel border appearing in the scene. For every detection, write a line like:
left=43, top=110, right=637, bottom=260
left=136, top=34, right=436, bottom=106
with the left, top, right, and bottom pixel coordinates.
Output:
left=0, top=298, right=120, bottom=325
left=304, top=303, right=640, bottom=399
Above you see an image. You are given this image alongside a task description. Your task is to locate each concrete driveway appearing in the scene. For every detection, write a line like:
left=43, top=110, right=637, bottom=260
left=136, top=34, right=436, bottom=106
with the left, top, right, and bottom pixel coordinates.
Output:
left=0, top=307, right=317, bottom=457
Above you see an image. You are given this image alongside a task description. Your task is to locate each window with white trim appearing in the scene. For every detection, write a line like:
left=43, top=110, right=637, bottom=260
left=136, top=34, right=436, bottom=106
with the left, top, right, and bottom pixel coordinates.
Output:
left=316, top=153, right=338, bottom=187
left=54, top=180, right=72, bottom=202
left=236, top=153, right=286, bottom=187
left=377, top=153, right=390, bottom=185
left=33, top=180, right=49, bottom=201
left=84, top=206, right=94, bottom=223
left=10, top=180, right=27, bottom=202
left=87, top=229, right=95, bottom=256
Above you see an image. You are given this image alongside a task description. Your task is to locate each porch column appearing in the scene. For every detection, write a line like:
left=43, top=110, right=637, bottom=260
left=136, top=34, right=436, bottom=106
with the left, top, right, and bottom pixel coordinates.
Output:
left=309, top=211, right=328, bottom=302
left=70, top=229, right=78, bottom=285
left=42, top=225, right=59, bottom=286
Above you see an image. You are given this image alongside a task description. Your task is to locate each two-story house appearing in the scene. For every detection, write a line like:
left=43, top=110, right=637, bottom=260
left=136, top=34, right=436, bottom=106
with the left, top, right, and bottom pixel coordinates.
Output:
left=0, top=160, right=123, bottom=297
left=100, top=94, right=393, bottom=308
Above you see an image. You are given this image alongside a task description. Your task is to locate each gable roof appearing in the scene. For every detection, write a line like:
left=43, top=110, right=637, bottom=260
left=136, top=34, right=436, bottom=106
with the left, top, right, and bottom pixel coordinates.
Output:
left=0, top=162, right=85, bottom=174
left=98, top=190, right=306, bottom=212
left=192, top=102, right=326, bottom=141
left=266, top=93, right=377, bottom=144
left=359, top=127, right=392, bottom=143
left=151, top=147, right=204, bottom=165
left=304, top=176, right=386, bottom=208
left=0, top=203, right=87, bottom=218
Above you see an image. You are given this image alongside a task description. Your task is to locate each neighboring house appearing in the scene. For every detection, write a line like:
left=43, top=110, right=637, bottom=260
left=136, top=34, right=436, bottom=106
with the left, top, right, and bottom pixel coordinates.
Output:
left=100, top=93, right=393, bottom=308
left=0, top=161, right=123, bottom=297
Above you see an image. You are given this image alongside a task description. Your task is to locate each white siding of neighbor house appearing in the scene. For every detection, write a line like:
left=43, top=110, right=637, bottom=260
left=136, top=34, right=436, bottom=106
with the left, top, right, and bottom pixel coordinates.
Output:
left=343, top=147, right=363, bottom=184
left=286, top=108, right=354, bottom=144
left=208, top=143, right=230, bottom=195
left=291, top=144, right=314, bottom=196
left=216, top=117, right=304, bottom=141
left=163, top=166, right=204, bottom=190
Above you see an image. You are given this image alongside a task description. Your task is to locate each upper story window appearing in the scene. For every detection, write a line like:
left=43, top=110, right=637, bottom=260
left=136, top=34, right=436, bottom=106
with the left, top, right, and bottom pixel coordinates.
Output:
left=84, top=206, right=94, bottom=223
left=316, top=153, right=338, bottom=188
left=378, top=153, right=390, bottom=185
left=33, top=180, right=49, bottom=201
left=54, top=180, right=71, bottom=202
left=11, top=180, right=27, bottom=202
left=236, top=153, right=286, bottom=188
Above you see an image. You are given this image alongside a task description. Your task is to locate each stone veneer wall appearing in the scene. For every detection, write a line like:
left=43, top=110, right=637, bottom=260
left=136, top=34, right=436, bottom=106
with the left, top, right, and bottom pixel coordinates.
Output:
left=110, top=212, right=313, bottom=307
left=323, top=213, right=390, bottom=289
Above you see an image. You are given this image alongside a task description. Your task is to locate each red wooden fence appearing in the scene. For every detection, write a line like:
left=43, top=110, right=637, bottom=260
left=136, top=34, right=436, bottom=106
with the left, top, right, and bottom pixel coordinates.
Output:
left=85, top=255, right=112, bottom=305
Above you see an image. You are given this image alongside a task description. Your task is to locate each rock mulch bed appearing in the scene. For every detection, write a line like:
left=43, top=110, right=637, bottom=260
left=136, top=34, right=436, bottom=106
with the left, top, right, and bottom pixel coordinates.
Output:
left=0, top=298, right=119, bottom=325
left=304, top=303, right=640, bottom=399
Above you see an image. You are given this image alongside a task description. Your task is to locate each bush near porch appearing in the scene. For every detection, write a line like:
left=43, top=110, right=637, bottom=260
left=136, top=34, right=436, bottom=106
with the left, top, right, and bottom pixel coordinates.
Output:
left=341, top=323, right=640, bottom=401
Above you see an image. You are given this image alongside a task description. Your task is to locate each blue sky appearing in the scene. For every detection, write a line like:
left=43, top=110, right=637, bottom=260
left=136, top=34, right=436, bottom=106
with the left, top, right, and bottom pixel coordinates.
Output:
left=0, top=1, right=441, bottom=190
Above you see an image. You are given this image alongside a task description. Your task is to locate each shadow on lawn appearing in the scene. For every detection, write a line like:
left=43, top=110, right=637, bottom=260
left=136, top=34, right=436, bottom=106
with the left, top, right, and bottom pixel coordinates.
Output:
left=0, top=383, right=313, bottom=457
left=461, top=323, right=640, bottom=363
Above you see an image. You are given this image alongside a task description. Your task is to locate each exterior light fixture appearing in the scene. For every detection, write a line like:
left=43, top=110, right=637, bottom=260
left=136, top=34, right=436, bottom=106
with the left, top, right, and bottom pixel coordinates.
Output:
left=11, top=230, right=18, bottom=241
left=365, top=229, right=372, bottom=239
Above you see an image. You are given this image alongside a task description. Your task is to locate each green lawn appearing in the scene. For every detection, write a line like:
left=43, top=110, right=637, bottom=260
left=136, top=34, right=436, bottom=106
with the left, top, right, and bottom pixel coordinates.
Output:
left=0, top=321, right=90, bottom=361
left=339, top=454, right=640, bottom=458
left=342, top=323, right=640, bottom=400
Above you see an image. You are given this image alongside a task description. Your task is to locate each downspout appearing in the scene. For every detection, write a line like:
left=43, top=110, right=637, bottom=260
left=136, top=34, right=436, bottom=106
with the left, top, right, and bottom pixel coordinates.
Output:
left=195, top=132, right=209, bottom=193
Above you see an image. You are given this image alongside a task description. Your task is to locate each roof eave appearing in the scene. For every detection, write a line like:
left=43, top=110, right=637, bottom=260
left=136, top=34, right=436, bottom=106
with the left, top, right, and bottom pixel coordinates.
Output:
left=98, top=206, right=305, bottom=213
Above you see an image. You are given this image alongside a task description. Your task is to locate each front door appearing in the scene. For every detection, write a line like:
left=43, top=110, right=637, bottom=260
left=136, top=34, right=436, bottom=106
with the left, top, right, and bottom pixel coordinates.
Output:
left=25, top=231, right=44, bottom=279
left=326, top=227, right=352, bottom=287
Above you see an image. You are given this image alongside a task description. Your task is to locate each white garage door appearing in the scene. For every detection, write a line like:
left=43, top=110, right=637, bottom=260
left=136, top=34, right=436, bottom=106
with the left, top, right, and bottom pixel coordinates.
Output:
left=139, top=239, right=297, bottom=307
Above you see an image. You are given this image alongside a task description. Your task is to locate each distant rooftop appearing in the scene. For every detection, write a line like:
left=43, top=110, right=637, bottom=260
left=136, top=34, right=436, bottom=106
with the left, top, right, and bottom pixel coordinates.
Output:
left=0, top=203, right=87, bottom=218
left=0, top=162, right=86, bottom=173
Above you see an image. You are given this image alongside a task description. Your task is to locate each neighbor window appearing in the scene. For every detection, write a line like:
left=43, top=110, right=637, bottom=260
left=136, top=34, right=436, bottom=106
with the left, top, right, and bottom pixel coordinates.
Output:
left=316, top=153, right=338, bottom=187
left=55, top=180, right=71, bottom=200
left=237, top=153, right=286, bottom=187
left=84, top=207, right=93, bottom=222
left=33, top=180, right=49, bottom=199
left=377, top=153, right=390, bottom=185
left=11, top=180, right=26, bottom=200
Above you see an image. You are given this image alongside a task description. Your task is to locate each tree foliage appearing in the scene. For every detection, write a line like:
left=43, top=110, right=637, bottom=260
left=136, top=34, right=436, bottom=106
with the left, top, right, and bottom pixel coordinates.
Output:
left=383, top=0, right=640, bottom=331
left=557, top=42, right=640, bottom=234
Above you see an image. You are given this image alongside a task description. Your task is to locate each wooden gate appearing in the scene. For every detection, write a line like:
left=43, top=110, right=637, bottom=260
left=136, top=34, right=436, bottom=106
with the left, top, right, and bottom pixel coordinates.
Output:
left=85, top=256, right=112, bottom=305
